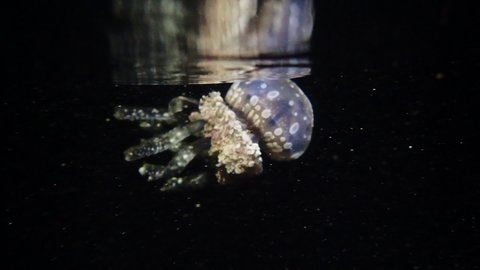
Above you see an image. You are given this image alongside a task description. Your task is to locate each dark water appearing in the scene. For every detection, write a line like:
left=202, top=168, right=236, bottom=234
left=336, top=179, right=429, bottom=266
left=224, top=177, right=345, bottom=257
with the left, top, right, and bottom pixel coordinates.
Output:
left=5, top=1, right=477, bottom=269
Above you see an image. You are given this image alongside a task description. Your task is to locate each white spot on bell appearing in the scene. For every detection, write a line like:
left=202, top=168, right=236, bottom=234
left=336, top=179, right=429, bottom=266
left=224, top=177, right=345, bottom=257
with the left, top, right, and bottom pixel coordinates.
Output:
left=261, top=109, right=271, bottom=119
left=283, top=142, right=292, bottom=149
left=249, top=95, right=259, bottom=106
left=274, top=128, right=283, bottom=136
left=261, top=83, right=267, bottom=89
left=289, top=122, right=299, bottom=135
left=267, top=90, right=279, bottom=100
left=289, top=100, right=294, bottom=106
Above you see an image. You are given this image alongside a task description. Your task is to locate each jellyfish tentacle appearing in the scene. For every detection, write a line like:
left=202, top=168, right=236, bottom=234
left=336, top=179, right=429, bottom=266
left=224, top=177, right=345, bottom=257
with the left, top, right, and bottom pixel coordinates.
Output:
left=138, top=164, right=166, bottom=180
left=137, top=120, right=163, bottom=131
left=114, top=105, right=176, bottom=130
left=168, top=96, right=199, bottom=115
left=167, top=96, right=200, bottom=123
left=139, top=145, right=196, bottom=180
left=114, top=105, right=175, bottom=122
left=160, top=173, right=209, bottom=191
left=138, top=137, right=211, bottom=181
left=123, top=121, right=205, bottom=161
left=115, top=97, right=200, bottom=129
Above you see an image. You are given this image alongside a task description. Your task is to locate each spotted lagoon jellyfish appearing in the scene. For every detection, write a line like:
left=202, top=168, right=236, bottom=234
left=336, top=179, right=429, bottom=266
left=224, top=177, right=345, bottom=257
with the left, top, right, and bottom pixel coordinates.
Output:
left=114, top=79, right=314, bottom=191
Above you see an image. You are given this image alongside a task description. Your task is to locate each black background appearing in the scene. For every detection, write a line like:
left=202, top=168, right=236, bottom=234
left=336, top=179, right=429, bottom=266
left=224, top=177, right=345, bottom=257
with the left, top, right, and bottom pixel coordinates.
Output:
left=5, top=1, right=478, bottom=269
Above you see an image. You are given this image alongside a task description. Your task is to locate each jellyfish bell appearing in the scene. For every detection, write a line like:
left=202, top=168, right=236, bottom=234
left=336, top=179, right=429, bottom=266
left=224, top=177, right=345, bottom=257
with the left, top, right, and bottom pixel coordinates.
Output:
left=225, top=79, right=314, bottom=161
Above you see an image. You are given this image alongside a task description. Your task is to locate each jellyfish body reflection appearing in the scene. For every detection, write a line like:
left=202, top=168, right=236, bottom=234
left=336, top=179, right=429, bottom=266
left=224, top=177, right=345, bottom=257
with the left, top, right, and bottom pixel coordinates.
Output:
left=110, top=0, right=314, bottom=84
left=114, top=79, right=314, bottom=191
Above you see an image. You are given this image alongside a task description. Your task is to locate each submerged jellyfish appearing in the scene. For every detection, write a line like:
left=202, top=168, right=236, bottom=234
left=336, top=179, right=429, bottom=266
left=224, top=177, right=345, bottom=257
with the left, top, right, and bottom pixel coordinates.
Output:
left=226, top=80, right=314, bottom=160
left=114, top=79, right=314, bottom=191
